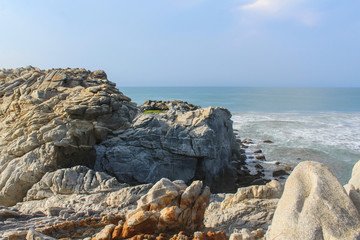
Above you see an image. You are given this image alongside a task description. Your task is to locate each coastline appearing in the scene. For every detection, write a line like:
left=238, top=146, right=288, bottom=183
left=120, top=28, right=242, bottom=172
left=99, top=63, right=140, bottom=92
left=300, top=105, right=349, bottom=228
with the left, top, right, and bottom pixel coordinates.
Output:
left=1, top=68, right=359, bottom=240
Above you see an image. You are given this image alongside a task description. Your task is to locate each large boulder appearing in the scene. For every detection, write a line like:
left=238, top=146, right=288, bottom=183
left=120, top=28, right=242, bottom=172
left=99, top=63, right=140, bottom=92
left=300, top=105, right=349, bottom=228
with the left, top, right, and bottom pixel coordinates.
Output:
left=120, top=178, right=210, bottom=238
left=266, top=161, right=360, bottom=240
left=95, top=100, right=240, bottom=192
left=0, top=67, right=137, bottom=206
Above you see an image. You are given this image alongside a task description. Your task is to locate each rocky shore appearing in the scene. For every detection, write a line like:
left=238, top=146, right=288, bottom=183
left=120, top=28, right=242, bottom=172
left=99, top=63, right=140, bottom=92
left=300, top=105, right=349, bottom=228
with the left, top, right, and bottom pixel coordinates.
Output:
left=1, top=67, right=360, bottom=239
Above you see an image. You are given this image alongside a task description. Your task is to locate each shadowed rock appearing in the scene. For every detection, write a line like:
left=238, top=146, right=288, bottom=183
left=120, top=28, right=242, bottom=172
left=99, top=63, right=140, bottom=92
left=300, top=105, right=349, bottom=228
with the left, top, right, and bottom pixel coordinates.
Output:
left=95, top=100, right=240, bottom=192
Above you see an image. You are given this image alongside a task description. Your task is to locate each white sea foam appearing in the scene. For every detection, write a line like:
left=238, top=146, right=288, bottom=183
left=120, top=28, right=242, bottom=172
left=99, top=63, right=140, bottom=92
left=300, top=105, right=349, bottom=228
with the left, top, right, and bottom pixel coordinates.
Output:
left=232, top=112, right=360, bottom=183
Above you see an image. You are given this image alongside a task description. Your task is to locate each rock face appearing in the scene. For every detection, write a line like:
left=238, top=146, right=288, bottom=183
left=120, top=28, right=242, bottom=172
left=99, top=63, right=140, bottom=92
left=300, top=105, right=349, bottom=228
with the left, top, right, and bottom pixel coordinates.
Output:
left=266, top=161, right=360, bottom=240
left=0, top=66, right=137, bottom=206
left=96, top=100, right=240, bottom=192
left=24, top=166, right=127, bottom=201
left=204, top=180, right=283, bottom=236
left=121, top=178, right=211, bottom=238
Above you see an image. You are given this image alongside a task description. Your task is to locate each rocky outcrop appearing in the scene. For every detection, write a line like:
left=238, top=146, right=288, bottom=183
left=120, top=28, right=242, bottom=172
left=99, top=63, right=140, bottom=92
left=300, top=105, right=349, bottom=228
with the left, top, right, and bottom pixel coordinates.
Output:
left=96, top=100, right=241, bottom=192
left=204, top=180, right=283, bottom=236
left=1, top=180, right=151, bottom=239
left=0, top=66, right=137, bottom=206
left=24, top=166, right=128, bottom=201
left=266, top=161, right=360, bottom=240
left=120, top=178, right=211, bottom=238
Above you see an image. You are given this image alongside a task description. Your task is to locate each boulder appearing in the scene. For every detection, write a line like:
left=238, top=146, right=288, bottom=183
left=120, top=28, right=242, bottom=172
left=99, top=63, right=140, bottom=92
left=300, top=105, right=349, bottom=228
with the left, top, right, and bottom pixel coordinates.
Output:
left=120, top=178, right=210, bottom=238
left=266, top=161, right=360, bottom=240
left=0, top=67, right=137, bottom=206
left=204, top=182, right=280, bottom=236
left=96, top=100, right=240, bottom=192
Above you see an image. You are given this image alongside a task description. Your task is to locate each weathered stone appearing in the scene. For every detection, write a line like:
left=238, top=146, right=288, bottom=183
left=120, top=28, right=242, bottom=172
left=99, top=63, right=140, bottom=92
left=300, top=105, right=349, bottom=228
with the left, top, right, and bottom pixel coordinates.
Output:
left=26, top=228, right=57, bottom=240
left=205, top=186, right=278, bottom=236
left=266, top=161, right=360, bottom=240
left=93, top=224, right=116, bottom=240
left=0, top=67, right=137, bottom=206
left=95, top=101, right=240, bottom=193
left=220, top=180, right=283, bottom=209
left=120, top=178, right=210, bottom=238
left=24, top=166, right=127, bottom=201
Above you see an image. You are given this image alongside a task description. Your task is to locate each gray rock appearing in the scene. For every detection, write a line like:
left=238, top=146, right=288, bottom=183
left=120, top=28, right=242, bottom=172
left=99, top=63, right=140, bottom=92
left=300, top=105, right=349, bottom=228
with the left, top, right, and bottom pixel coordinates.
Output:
left=266, top=161, right=360, bottom=240
left=24, top=166, right=127, bottom=201
left=96, top=101, right=240, bottom=192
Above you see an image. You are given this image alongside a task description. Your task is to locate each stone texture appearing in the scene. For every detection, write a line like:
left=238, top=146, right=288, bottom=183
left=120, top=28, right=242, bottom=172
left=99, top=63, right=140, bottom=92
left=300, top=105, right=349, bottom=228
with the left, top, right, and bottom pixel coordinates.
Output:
left=95, top=100, right=241, bottom=192
left=26, top=228, right=57, bottom=240
left=0, top=67, right=137, bottom=206
left=204, top=183, right=279, bottom=236
left=93, top=224, right=116, bottom=240
left=220, top=180, right=283, bottom=209
left=24, top=165, right=127, bottom=201
left=0, top=183, right=152, bottom=239
left=120, top=178, right=211, bottom=238
left=266, top=161, right=360, bottom=240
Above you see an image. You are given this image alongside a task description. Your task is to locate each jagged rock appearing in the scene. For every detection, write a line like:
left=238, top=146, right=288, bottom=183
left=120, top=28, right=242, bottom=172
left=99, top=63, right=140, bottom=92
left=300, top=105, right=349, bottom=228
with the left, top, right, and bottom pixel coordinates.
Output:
left=120, top=178, right=210, bottom=238
left=220, top=180, right=283, bottom=209
left=93, top=224, right=116, bottom=240
left=0, top=67, right=137, bottom=206
left=0, top=182, right=152, bottom=239
left=204, top=182, right=280, bottom=236
left=25, top=166, right=127, bottom=201
left=26, top=228, right=57, bottom=240
left=96, top=101, right=240, bottom=192
left=140, top=100, right=200, bottom=112
left=266, top=161, right=360, bottom=240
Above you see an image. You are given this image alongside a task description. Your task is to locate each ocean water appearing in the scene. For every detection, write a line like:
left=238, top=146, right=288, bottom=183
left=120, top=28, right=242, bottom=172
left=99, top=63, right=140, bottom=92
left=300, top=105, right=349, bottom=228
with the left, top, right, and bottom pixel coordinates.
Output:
left=121, top=87, right=360, bottom=184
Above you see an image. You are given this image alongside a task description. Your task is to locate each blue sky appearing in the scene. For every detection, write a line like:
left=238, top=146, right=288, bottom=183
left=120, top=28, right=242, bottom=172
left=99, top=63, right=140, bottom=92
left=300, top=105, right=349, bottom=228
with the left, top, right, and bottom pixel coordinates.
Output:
left=0, top=0, right=359, bottom=87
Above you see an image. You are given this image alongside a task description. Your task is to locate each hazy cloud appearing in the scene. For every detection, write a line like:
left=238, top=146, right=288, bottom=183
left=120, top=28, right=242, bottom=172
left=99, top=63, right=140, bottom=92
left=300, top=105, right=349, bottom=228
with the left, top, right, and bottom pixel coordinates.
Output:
left=239, top=0, right=321, bottom=26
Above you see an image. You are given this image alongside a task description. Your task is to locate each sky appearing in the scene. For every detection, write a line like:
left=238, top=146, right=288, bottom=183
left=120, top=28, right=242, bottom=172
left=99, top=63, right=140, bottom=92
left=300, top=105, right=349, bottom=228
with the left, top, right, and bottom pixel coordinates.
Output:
left=0, top=0, right=359, bottom=87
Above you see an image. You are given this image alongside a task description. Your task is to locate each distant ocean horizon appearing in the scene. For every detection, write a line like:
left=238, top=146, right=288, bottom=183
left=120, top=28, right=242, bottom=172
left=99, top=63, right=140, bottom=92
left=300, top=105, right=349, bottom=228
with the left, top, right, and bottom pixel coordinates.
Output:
left=121, top=87, right=360, bottom=184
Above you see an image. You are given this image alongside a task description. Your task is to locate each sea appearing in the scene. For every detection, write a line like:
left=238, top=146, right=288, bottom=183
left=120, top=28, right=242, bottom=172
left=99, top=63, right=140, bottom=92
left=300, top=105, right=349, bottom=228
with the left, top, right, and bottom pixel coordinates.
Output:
left=121, top=87, right=360, bottom=184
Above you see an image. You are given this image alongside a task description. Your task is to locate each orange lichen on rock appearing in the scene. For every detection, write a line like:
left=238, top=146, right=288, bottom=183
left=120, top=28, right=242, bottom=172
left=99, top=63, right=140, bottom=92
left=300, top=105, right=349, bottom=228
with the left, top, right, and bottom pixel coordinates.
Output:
left=116, top=178, right=211, bottom=239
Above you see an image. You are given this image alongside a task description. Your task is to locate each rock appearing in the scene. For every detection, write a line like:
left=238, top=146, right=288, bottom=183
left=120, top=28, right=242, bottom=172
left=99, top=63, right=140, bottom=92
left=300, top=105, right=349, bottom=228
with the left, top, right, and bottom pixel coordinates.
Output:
left=204, top=182, right=280, bottom=235
left=96, top=101, right=240, bottom=193
left=272, top=169, right=288, bottom=177
left=26, top=228, right=57, bottom=240
left=347, top=160, right=360, bottom=189
left=120, top=178, right=210, bottom=238
left=267, top=161, right=360, bottom=240
left=253, top=150, right=262, bottom=154
left=0, top=67, right=137, bottom=206
left=206, top=231, right=227, bottom=240
left=93, top=224, right=116, bottom=240
left=239, top=229, right=253, bottom=240
left=112, top=224, right=123, bottom=240
left=220, top=180, right=283, bottom=209
left=344, top=160, right=360, bottom=213
left=284, top=166, right=291, bottom=171
left=229, top=233, right=242, bottom=240
left=254, top=164, right=263, bottom=169
left=263, top=140, right=273, bottom=143
left=24, top=166, right=127, bottom=201
left=255, top=155, right=265, bottom=161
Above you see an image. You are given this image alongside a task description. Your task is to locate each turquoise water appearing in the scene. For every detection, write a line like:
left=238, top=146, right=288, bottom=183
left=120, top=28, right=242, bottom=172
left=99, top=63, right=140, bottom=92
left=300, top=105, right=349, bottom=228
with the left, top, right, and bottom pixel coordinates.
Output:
left=121, top=87, right=360, bottom=183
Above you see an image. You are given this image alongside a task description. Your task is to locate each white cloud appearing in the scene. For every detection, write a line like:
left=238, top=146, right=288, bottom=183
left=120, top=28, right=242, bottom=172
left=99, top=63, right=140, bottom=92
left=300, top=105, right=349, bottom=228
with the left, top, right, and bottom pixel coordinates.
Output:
left=238, top=0, right=321, bottom=26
